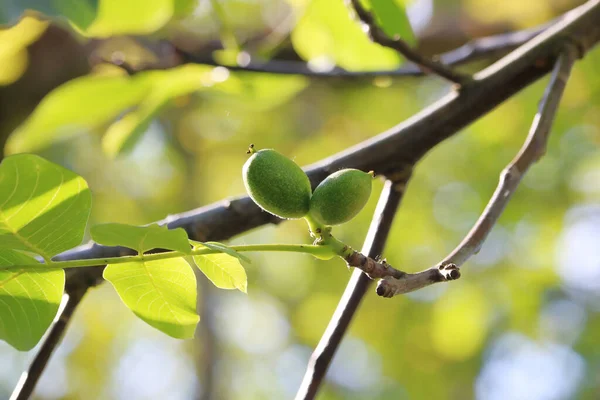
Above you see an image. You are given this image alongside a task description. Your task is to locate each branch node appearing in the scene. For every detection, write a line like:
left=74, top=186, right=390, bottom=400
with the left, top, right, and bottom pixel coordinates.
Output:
left=345, top=251, right=406, bottom=279
left=501, top=166, right=521, bottom=183
left=347, top=0, right=470, bottom=85
left=376, top=277, right=396, bottom=298
left=562, top=35, right=589, bottom=59
left=439, top=263, right=461, bottom=281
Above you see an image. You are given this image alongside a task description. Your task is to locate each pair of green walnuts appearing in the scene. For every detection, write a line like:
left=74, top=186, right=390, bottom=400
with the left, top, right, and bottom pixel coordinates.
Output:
left=243, top=146, right=373, bottom=226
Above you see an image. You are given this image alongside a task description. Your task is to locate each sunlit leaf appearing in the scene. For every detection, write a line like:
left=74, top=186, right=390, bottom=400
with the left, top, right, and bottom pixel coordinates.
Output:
left=104, top=258, right=198, bottom=339
left=7, top=63, right=303, bottom=157
left=213, top=49, right=239, bottom=66
left=173, top=0, right=198, bottom=17
left=5, top=75, right=151, bottom=154
left=190, top=240, right=251, bottom=263
left=233, top=73, right=308, bottom=111
left=0, top=154, right=92, bottom=260
left=209, top=0, right=240, bottom=55
left=365, top=0, right=415, bottom=44
left=193, top=245, right=247, bottom=293
left=0, top=0, right=196, bottom=36
left=0, top=16, right=48, bottom=85
left=102, top=64, right=219, bottom=157
left=84, top=0, right=173, bottom=37
left=0, top=250, right=64, bottom=351
left=291, top=0, right=400, bottom=71
left=91, top=223, right=191, bottom=254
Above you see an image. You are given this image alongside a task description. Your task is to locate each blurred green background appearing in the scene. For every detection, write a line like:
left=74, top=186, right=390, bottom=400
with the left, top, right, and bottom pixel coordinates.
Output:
left=1, top=0, right=599, bottom=399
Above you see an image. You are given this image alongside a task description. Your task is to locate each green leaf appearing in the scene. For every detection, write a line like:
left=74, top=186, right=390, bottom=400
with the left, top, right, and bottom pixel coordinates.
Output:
left=291, top=0, right=401, bottom=71
left=8, top=64, right=265, bottom=157
left=366, top=0, right=415, bottom=44
left=5, top=75, right=150, bottom=155
left=190, top=240, right=251, bottom=263
left=0, top=0, right=98, bottom=30
left=0, top=0, right=196, bottom=36
left=91, top=223, right=191, bottom=254
left=0, top=250, right=65, bottom=351
left=209, top=0, right=240, bottom=54
left=104, top=258, right=198, bottom=339
left=83, top=0, right=173, bottom=38
left=101, top=66, right=308, bottom=156
left=101, top=65, right=218, bottom=157
left=173, top=0, right=198, bottom=17
left=233, top=74, right=308, bottom=111
left=0, top=154, right=92, bottom=260
left=0, top=17, right=49, bottom=86
left=101, top=110, right=157, bottom=158
left=193, top=245, right=247, bottom=293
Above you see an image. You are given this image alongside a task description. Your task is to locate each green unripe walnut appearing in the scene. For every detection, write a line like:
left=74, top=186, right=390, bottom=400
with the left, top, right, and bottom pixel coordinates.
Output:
left=243, top=148, right=311, bottom=219
left=309, top=169, right=373, bottom=226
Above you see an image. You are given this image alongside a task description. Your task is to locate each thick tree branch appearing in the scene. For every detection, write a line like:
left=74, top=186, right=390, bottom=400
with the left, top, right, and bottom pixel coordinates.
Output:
left=377, top=42, right=579, bottom=298
left=14, top=0, right=600, bottom=396
left=295, top=179, right=406, bottom=400
left=348, top=0, right=470, bottom=84
left=176, top=23, right=548, bottom=78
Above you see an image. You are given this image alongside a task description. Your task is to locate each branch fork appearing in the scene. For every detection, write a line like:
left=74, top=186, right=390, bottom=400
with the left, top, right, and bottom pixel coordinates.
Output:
left=373, top=42, right=578, bottom=299
left=347, top=0, right=471, bottom=85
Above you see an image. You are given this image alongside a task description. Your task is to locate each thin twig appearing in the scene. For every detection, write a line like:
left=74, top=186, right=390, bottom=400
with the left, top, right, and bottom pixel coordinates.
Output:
left=377, top=43, right=579, bottom=298
left=13, top=1, right=600, bottom=395
left=295, top=179, right=407, bottom=400
left=10, top=285, right=88, bottom=400
left=344, top=249, right=405, bottom=279
left=176, top=22, right=548, bottom=78
left=347, top=0, right=470, bottom=84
